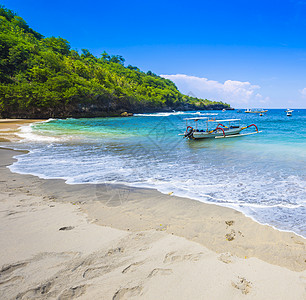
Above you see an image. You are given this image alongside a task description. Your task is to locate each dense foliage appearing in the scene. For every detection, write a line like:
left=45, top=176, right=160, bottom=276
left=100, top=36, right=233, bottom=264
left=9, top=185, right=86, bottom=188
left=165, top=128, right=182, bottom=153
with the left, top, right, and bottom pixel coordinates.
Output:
left=0, top=6, right=230, bottom=118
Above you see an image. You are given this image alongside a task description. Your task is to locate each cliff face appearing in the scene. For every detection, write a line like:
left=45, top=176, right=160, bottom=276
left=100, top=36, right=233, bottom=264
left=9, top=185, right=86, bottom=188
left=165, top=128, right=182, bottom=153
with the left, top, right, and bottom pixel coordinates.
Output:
left=0, top=99, right=230, bottom=119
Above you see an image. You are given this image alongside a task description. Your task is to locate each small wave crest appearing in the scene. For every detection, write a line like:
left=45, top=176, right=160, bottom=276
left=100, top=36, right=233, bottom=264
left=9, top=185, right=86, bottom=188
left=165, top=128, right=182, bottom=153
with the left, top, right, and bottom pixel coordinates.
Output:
left=16, top=121, right=60, bottom=142
left=134, top=111, right=218, bottom=117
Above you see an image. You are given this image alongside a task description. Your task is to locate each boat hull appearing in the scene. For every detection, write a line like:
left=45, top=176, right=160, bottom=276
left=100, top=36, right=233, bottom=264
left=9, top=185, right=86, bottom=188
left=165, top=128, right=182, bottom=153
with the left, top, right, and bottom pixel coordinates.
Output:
left=192, top=128, right=243, bottom=139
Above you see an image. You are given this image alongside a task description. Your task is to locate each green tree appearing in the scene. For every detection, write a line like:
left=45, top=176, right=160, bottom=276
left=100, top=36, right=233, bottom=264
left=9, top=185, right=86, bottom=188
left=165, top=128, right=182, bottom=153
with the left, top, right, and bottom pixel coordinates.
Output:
left=0, top=5, right=230, bottom=118
left=41, top=37, right=70, bottom=55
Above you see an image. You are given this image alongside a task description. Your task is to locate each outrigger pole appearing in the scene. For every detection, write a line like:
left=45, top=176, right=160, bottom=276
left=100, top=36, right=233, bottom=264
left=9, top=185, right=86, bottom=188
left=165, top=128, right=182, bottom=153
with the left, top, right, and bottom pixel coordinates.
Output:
left=215, top=131, right=262, bottom=138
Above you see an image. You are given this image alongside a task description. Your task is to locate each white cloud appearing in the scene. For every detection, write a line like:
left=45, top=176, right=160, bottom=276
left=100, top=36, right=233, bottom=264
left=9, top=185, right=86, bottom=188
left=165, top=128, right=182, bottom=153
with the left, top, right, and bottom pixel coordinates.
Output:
left=160, top=74, right=269, bottom=106
left=299, top=88, right=306, bottom=96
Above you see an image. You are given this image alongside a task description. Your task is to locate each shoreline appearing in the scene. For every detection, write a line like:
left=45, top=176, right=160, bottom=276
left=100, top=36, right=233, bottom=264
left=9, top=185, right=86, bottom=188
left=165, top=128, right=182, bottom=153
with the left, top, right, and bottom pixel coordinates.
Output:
left=0, top=120, right=305, bottom=299
left=1, top=146, right=306, bottom=271
left=7, top=149, right=306, bottom=241
left=0, top=119, right=46, bottom=142
left=3, top=119, right=305, bottom=241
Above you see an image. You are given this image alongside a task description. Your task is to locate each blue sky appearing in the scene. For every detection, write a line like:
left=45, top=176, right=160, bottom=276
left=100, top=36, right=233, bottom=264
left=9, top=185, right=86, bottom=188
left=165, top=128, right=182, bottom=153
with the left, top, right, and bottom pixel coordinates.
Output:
left=2, top=0, right=306, bottom=108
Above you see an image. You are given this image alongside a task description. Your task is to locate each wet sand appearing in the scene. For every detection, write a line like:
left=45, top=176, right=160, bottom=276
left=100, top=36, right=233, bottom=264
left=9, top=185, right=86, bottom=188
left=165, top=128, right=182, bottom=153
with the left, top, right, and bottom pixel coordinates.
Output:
left=0, top=119, right=46, bottom=142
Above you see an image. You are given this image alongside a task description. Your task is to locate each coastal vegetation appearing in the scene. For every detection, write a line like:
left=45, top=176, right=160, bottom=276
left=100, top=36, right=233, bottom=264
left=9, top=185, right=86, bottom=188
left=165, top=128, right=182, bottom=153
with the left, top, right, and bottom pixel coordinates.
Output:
left=0, top=6, right=230, bottom=118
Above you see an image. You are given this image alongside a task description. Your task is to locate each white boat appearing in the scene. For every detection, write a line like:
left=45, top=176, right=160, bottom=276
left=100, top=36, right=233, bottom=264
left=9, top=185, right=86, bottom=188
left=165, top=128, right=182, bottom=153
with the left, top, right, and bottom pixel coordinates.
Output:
left=222, top=108, right=226, bottom=112
left=285, top=109, right=293, bottom=116
left=181, top=117, right=261, bottom=140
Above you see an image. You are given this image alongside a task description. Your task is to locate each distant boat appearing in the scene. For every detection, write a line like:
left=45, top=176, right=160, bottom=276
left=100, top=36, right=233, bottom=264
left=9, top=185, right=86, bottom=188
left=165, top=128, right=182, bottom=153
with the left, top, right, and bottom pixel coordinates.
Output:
left=245, top=108, right=268, bottom=114
left=285, top=109, right=293, bottom=116
left=222, top=109, right=226, bottom=112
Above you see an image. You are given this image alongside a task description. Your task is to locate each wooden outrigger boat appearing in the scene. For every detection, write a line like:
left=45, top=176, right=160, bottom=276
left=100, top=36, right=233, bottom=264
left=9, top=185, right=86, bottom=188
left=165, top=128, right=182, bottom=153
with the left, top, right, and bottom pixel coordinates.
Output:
left=181, top=117, right=261, bottom=140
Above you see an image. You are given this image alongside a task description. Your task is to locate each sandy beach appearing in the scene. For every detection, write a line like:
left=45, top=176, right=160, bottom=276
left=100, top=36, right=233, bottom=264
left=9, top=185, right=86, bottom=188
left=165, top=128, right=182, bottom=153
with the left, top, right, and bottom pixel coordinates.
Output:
left=0, top=119, right=46, bottom=142
left=0, top=120, right=305, bottom=300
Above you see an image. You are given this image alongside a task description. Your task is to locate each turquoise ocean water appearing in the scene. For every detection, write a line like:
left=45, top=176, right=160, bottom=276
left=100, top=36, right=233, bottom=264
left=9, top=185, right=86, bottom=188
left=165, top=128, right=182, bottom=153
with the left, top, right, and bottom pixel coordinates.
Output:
left=7, top=109, right=306, bottom=237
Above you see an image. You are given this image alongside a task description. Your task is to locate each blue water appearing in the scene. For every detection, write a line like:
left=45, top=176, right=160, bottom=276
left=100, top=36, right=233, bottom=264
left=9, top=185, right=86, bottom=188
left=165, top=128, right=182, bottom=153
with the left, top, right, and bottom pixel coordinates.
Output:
left=8, top=109, right=306, bottom=237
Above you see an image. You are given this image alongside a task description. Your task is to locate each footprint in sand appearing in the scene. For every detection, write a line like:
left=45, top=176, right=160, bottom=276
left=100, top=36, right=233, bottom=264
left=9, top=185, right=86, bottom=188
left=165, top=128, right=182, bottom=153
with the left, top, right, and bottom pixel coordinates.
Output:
left=138, top=246, right=150, bottom=252
left=231, top=276, right=252, bottom=295
left=83, top=266, right=108, bottom=279
left=148, top=268, right=172, bottom=278
left=16, top=281, right=54, bottom=299
left=122, top=261, right=144, bottom=274
left=163, top=251, right=203, bottom=264
left=7, top=210, right=21, bottom=216
left=238, top=230, right=244, bottom=237
left=225, top=220, right=235, bottom=227
left=107, top=247, right=124, bottom=255
left=218, top=253, right=235, bottom=264
left=112, top=286, right=142, bottom=300
left=0, top=275, right=23, bottom=286
left=225, top=229, right=236, bottom=241
left=0, top=262, right=28, bottom=277
left=58, top=285, right=87, bottom=300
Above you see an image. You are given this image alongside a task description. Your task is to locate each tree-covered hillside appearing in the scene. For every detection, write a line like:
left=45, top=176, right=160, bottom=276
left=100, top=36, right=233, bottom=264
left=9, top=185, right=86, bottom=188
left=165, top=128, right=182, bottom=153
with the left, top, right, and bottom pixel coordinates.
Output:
left=0, top=6, right=230, bottom=118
